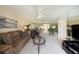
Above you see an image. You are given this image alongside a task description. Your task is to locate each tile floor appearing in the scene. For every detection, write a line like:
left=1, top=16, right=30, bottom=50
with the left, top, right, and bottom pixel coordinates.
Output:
left=20, top=32, right=66, bottom=54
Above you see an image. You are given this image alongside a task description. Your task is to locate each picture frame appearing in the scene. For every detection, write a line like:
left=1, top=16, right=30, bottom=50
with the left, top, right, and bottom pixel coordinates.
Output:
left=0, top=16, right=17, bottom=28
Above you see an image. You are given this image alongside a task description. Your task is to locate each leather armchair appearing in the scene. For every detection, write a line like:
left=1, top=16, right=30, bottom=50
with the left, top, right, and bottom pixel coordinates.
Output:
left=62, top=40, right=79, bottom=54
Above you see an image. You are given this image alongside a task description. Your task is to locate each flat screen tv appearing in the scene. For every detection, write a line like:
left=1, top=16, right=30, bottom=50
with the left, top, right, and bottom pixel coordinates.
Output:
left=72, top=24, right=79, bottom=40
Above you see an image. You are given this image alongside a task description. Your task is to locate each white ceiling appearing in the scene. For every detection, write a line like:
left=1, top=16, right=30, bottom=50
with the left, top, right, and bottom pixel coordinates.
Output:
left=0, top=5, right=78, bottom=23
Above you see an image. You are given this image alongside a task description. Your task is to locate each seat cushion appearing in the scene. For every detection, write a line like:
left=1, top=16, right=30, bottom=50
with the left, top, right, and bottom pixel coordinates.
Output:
left=0, top=34, right=6, bottom=45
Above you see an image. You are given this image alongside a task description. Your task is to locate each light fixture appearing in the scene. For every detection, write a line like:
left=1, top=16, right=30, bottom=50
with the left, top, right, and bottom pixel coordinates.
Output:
left=37, top=11, right=42, bottom=19
left=52, top=26, right=56, bottom=29
left=24, top=26, right=27, bottom=29
left=22, top=29, right=25, bottom=32
left=37, top=12, right=41, bottom=20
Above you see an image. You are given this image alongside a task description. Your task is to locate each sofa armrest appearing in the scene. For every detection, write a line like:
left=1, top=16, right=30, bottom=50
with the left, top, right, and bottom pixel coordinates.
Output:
left=0, top=45, right=13, bottom=54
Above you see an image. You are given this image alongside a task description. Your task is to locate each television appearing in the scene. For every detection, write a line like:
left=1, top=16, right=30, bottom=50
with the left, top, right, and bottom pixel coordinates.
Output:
left=72, top=24, right=79, bottom=40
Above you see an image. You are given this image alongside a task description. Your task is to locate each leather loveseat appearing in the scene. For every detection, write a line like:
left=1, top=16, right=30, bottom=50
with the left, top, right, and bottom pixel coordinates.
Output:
left=0, top=30, right=31, bottom=54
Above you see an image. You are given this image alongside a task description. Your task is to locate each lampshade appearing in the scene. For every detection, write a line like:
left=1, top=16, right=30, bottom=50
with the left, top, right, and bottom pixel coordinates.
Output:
left=24, top=26, right=27, bottom=29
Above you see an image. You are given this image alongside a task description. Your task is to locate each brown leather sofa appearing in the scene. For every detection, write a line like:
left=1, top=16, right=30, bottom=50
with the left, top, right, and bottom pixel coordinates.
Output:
left=0, top=30, right=31, bottom=54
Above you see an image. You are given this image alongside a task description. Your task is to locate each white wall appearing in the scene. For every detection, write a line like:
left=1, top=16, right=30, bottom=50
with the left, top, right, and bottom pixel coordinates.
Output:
left=0, top=6, right=31, bottom=33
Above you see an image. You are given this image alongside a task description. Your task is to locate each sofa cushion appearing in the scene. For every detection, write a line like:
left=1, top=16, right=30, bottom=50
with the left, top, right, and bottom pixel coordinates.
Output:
left=4, top=33, right=13, bottom=45
left=10, top=31, right=21, bottom=41
left=0, top=35, right=6, bottom=45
